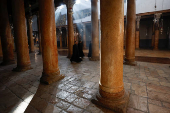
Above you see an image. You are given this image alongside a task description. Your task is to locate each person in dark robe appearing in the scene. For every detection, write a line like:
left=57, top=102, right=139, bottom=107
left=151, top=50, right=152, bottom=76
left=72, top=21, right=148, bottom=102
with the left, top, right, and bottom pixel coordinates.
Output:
left=88, top=41, right=92, bottom=57
left=78, top=41, right=84, bottom=58
left=70, top=41, right=82, bottom=63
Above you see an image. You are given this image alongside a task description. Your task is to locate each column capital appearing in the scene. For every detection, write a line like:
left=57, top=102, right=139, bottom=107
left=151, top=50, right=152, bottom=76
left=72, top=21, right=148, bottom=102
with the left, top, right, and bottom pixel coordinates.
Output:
left=154, top=13, right=162, bottom=24
left=64, top=0, right=75, bottom=14
left=154, top=13, right=162, bottom=29
left=82, top=23, right=86, bottom=28
left=154, top=13, right=162, bottom=19
left=136, top=16, right=141, bottom=22
left=136, top=16, right=141, bottom=30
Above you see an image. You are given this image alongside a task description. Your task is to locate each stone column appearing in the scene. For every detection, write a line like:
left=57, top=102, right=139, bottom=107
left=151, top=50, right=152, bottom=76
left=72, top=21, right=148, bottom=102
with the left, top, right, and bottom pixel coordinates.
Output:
left=38, top=0, right=64, bottom=84
left=90, top=0, right=99, bottom=61
left=37, top=12, right=42, bottom=55
left=59, top=28, right=62, bottom=48
left=27, top=16, right=35, bottom=53
left=135, top=16, right=141, bottom=49
left=64, top=0, right=75, bottom=58
left=0, top=0, right=15, bottom=65
left=154, top=13, right=161, bottom=50
left=124, top=0, right=136, bottom=66
left=0, top=37, right=3, bottom=59
left=83, top=24, right=86, bottom=49
left=11, top=0, right=32, bottom=71
left=92, top=0, right=129, bottom=112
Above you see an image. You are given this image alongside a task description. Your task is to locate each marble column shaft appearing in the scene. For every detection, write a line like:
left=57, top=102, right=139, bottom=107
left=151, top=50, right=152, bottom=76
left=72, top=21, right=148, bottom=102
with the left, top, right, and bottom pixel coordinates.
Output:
left=124, top=0, right=136, bottom=65
left=93, top=0, right=129, bottom=112
left=27, top=17, right=35, bottom=52
left=0, top=0, right=15, bottom=65
left=154, top=30, right=159, bottom=50
left=154, top=13, right=161, bottom=50
left=38, top=0, right=64, bottom=84
left=66, top=1, right=74, bottom=58
left=135, top=16, right=141, bottom=49
left=37, top=12, right=42, bottom=54
left=83, top=24, right=86, bottom=49
left=91, top=0, right=99, bottom=61
left=11, top=0, right=31, bottom=71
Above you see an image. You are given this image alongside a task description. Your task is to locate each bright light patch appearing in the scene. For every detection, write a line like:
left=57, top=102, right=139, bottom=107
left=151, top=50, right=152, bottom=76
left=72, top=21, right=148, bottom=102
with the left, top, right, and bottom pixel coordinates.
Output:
left=13, top=94, right=34, bottom=113
left=85, top=0, right=89, bottom=1
left=76, top=0, right=80, bottom=4
left=59, top=5, right=64, bottom=9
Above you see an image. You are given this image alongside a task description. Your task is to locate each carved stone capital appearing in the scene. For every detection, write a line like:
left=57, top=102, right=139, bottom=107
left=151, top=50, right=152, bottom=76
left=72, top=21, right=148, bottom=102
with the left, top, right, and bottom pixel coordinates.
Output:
left=136, top=16, right=141, bottom=30
left=154, top=13, right=162, bottom=29
left=154, top=13, right=162, bottom=20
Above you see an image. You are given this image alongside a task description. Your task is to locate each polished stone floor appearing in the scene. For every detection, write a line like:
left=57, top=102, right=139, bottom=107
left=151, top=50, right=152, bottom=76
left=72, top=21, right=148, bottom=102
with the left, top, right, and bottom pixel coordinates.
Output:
left=0, top=51, right=170, bottom=113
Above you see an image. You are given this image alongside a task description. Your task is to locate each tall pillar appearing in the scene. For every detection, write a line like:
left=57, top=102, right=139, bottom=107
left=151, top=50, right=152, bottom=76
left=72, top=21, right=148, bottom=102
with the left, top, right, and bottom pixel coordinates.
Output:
left=92, top=0, right=129, bottom=112
left=64, top=0, right=75, bottom=58
left=37, top=12, right=42, bottom=55
left=38, top=0, right=64, bottom=84
left=0, top=0, right=15, bottom=65
left=27, top=16, right=35, bottom=53
left=0, top=37, right=3, bottom=59
left=59, top=28, right=62, bottom=48
left=135, top=16, right=141, bottom=49
left=154, top=13, right=161, bottom=50
left=83, top=24, right=86, bottom=49
left=11, top=0, right=32, bottom=71
left=90, top=0, right=99, bottom=61
left=124, top=0, right=136, bottom=66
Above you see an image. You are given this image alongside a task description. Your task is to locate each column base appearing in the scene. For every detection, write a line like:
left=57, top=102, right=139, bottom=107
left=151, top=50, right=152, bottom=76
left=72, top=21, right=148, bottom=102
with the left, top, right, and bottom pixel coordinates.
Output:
left=40, top=71, right=65, bottom=85
left=124, top=59, right=136, bottom=66
left=89, top=56, right=100, bottom=61
left=0, top=60, right=16, bottom=66
left=92, top=90, right=130, bottom=113
left=13, top=65, right=32, bottom=72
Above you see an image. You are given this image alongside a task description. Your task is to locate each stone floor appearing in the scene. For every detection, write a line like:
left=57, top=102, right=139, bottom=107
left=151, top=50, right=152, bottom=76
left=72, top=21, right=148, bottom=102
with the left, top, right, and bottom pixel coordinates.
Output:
left=0, top=52, right=170, bottom=113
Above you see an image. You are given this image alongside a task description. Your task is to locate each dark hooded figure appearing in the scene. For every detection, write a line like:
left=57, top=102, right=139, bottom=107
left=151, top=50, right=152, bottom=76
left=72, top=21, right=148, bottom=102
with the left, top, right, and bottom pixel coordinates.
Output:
left=70, top=41, right=82, bottom=63
left=88, top=41, right=92, bottom=57
left=78, top=41, right=84, bottom=58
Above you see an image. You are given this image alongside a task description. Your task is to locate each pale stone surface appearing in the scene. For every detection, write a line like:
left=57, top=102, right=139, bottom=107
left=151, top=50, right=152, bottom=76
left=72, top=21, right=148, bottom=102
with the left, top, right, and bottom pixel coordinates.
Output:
left=128, top=94, right=148, bottom=112
left=149, top=104, right=170, bottom=113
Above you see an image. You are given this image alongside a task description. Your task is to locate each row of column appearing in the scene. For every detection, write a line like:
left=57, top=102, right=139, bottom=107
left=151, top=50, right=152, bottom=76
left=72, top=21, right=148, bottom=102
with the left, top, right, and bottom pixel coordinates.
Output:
left=135, top=14, right=162, bottom=50
left=63, top=0, right=100, bottom=60
left=0, top=0, right=63, bottom=84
